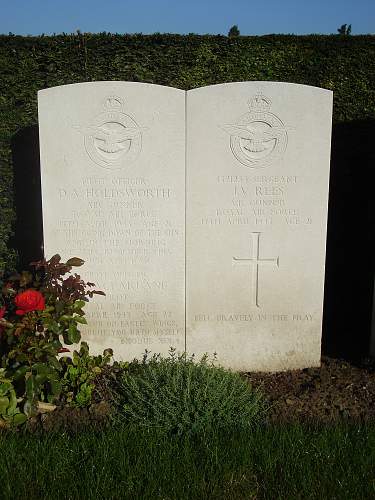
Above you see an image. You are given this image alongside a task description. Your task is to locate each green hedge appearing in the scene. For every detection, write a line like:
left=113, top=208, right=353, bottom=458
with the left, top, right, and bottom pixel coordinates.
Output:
left=1, top=33, right=375, bottom=270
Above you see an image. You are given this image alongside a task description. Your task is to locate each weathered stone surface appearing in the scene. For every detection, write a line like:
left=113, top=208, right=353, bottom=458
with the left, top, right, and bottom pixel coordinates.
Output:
left=186, top=82, right=333, bottom=371
left=38, top=82, right=185, bottom=360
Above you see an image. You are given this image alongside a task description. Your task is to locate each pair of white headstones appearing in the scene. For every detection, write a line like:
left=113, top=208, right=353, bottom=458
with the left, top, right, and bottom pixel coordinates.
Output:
left=38, top=81, right=333, bottom=372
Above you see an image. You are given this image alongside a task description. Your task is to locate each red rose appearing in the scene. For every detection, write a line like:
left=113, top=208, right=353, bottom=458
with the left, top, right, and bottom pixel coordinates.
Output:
left=14, top=289, right=45, bottom=315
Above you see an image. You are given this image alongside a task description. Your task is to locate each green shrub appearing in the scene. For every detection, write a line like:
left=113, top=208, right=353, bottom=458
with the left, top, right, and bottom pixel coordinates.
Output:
left=117, top=349, right=266, bottom=435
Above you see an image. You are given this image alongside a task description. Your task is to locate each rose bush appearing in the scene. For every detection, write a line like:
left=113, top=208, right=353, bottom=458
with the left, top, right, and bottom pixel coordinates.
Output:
left=0, top=254, right=111, bottom=425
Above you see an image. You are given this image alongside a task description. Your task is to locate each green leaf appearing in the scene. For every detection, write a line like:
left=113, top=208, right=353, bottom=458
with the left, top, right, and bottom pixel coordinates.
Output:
left=80, top=341, right=89, bottom=355
left=68, top=324, right=81, bottom=344
left=73, top=300, right=86, bottom=310
left=50, top=379, right=62, bottom=396
left=75, top=382, right=93, bottom=407
left=7, top=389, right=18, bottom=414
left=31, top=347, right=43, bottom=360
left=13, top=353, right=28, bottom=364
left=74, top=315, right=87, bottom=324
left=12, top=413, right=27, bottom=426
left=72, top=352, right=79, bottom=367
left=25, top=374, right=35, bottom=401
left=62, top=332, right=72, bottom=345
left=59, top=315, right=73, bottom=322
left=67, top=366, right=79, bottom=380
left=12, top=366, right=28, bottom=381
left=35, top=373, right=47, bottom=386
left=47, top=356, right=63, bottom=372
left=51, top=339, right=63, bottom=350
left=55, top=301, right=65, bottom=314
left=33, top=363, right=50, bottom=376
left=49, top=321, right=61, bottom=334
left=0, top=396, right=9, bottom=414
left=0, top=382, right=12, bottom=396
left=23, top=400, right=37, bottom=418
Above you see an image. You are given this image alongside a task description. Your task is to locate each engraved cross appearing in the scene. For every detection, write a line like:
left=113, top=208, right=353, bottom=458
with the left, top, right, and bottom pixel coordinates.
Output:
left=233, top=232, right=279, bottom=308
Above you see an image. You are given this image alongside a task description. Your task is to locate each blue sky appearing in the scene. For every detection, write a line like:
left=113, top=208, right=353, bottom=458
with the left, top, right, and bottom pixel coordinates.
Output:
left=1, top=0, right=374, bottom=36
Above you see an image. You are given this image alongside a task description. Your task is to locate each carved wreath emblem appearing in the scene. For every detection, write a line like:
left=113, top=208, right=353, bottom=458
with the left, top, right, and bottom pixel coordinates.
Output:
left=75, top=96, right=144, bottom=169
left=222, top=94, right=288, bottom=168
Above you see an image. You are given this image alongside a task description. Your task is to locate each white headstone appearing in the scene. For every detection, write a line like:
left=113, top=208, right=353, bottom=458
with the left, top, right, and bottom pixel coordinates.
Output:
left=39, top=81, right=333, bottom=371
left=38, top=82, right=186, bottom=359
left=186, top=82, right=333, bottom=371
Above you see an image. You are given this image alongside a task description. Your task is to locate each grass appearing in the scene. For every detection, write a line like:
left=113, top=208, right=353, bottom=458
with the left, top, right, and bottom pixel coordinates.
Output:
left=0, top=423, right=374, bottom=499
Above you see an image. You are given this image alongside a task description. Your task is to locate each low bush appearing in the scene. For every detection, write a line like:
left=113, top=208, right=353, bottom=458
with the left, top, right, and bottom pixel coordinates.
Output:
left=117, top=349, right=266, bottom=435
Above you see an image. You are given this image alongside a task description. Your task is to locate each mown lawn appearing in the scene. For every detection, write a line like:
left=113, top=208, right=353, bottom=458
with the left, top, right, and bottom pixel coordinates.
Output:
left=1, top=423, right=374, bottom=499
